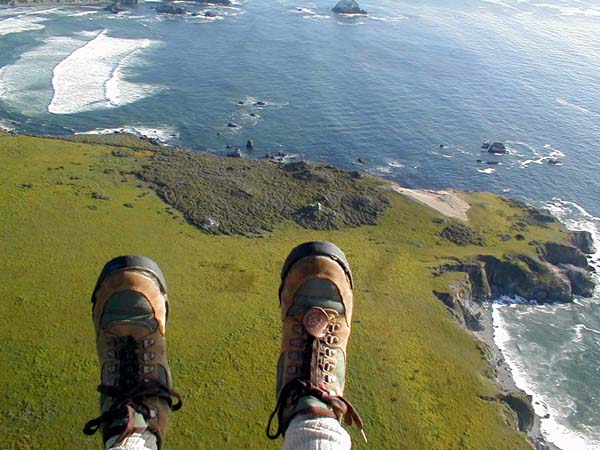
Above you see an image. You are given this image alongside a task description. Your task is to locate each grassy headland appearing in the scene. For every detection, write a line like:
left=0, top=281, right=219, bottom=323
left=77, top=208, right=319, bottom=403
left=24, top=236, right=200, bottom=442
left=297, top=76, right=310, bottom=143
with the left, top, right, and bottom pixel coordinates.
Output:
left=0, top=132, right=575, bottom=449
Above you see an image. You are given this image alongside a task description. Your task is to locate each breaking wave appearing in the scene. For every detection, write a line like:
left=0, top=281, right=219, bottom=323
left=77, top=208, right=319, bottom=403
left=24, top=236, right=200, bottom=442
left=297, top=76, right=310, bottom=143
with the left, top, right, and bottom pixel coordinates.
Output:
left=48, top=30, right=160, bottom=115
left=0, top=15, right=46, bottom=36
left=0, top=36, right=83, bottom=114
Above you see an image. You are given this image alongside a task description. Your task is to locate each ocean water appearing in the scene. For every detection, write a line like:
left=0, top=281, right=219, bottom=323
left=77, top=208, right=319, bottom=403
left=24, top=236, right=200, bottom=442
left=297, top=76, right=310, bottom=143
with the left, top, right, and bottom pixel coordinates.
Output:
left=0, top=0, right=598, bottom=447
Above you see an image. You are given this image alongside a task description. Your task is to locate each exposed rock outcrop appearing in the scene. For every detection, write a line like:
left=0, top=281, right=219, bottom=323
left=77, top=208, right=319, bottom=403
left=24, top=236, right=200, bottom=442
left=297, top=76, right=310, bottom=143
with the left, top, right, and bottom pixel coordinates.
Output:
left=570, top=230, right=596, bottom=254
left=480, top=254, right=572, bottom=303
left=433, top=262, right=491, bottom=302
left=195, top=0, right=232, bottom=4
left=104, top=2, right=127, bottom=13
left=332, top=0, right=367, bottom=15
left=435, top=244, right=595, bottom=305
left=559, top=264, right=595, bottom=297
left=433, top=279, right=485, bottom=332
left=501, top=391, right=535, bottom=433
left=156, top=3, right=187, bottom=14
left=488, top=142, right=508, bottom=154
left=440, top=223, right=485, bottom=246
left=538, top=242, right=589, bottom=269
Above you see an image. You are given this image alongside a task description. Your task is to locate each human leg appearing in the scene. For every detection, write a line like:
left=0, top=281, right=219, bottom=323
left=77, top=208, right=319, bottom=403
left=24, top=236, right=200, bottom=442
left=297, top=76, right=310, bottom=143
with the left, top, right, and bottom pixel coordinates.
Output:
left=267, top=241, right=365, bottom=449
left=83, top=255, right=182, bottom=450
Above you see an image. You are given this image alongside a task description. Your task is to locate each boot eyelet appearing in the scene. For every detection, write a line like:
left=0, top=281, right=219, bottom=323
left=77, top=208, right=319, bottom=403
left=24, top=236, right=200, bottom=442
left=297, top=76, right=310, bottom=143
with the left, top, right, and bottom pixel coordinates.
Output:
left=324, top=348, right=337, bottom=357
left=325, top=335, right=339, bottom=345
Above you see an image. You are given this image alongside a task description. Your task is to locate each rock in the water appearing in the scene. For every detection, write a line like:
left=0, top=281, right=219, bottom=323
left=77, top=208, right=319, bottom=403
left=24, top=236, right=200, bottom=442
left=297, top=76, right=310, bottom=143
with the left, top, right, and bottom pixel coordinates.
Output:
left=227, top=149, right=243, bottom=158
left=254, top=101, right=267, bottom=107
left=156, top=3, right=187, bottom=14
left=488, top=142, right=507, bottom=154
left=570, top=230, right=596, bottom=254
left=481, top=141, right=490, bottom=149
left=332, top=0, right=367, bottom=14
left=227, top=122, right=240, bottom=128
left=195, top=0, right=231, bottom=4
left=246, top=139, right=254, bottom=151
left=105, top=2, right=127, bottom=13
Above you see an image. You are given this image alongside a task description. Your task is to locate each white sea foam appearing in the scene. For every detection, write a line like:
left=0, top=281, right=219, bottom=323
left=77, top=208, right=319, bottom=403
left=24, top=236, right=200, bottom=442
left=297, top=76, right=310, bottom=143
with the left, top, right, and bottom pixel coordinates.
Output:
left=493, top=304, right=599, bottom=449
left=477, top=167, right=496, bottom=174
left=0, top=36, right=84, bottom=114
left=506, top=140, right=566, bottom=168
left=368, top=165, right=393, bottom=175
left=0, top=15, right=46, bottom=36
left=480, top=0, right=524, bottom=12
left=75, top=125, right=179, bottom=145
left=573, top=324, right=600, bottom=343
left=556, top=97, right=599, bottom=117
left=69, top=10, right=99, bottom=17
left=369, top=14, right=408, bottom=22
left=49, top=31, right=160, bottom=115
left=532, top=3, right=600, bottom=17
left=386, top=159, right=404, bottom=168
left=0, top=118, right=16, bottom=132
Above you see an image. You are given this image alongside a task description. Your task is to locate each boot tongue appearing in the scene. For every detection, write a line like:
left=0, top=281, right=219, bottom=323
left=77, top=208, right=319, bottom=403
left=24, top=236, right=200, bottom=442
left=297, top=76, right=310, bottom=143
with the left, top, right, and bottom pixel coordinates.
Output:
left=105, top=323, right=153, bottom=339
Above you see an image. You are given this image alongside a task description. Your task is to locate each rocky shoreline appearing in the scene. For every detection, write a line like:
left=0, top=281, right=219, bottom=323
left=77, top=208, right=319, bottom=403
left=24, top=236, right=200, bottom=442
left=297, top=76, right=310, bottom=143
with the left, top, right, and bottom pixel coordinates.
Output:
left=430, top=227, right=595, bottom=450
left=475, top=307, right=561, bottom=450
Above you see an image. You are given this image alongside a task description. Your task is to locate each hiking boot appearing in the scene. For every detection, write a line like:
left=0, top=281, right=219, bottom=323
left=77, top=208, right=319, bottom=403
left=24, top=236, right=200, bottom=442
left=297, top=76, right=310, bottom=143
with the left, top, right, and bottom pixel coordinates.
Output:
left=267, top=241, right=365, bottom=441
left=83, top=256, right=182, bottom=449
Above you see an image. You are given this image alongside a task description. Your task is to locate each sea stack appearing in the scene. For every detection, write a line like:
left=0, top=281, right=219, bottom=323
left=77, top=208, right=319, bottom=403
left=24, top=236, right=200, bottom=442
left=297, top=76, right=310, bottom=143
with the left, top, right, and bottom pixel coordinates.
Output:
left=488, top=142, right=508, bottom=154
left=332, top=0, right=367, bottom=15
left=156, top=3, right=187, bottom=14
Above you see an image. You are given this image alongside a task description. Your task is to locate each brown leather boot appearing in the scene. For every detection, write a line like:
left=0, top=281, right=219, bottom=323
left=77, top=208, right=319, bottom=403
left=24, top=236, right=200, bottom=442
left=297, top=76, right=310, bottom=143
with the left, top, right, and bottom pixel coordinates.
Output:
left=83, top=256, right=182, bottom=449
left=267, top=241, right=366, bottom=442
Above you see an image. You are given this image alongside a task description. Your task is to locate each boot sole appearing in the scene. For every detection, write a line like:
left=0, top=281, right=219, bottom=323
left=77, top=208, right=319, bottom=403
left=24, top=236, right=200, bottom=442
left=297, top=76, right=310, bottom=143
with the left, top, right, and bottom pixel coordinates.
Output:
left=280, top=241, right=354, bottom=289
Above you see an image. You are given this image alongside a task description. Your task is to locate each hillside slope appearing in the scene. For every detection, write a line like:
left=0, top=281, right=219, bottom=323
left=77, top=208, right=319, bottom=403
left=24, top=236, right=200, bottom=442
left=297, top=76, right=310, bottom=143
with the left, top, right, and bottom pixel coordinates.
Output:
left=0, top=133, right=572, bottom=449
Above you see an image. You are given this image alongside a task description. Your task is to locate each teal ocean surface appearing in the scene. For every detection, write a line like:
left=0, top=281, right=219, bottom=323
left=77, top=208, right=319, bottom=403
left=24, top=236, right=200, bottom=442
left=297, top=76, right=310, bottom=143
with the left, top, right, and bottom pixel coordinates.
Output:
left=0, top=0, right=598, bottom=448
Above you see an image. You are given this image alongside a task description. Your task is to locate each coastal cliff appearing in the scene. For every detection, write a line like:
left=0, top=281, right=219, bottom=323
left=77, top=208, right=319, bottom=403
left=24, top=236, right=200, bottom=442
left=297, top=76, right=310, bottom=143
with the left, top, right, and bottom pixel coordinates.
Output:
left=1, top=132, right=594, bottom=450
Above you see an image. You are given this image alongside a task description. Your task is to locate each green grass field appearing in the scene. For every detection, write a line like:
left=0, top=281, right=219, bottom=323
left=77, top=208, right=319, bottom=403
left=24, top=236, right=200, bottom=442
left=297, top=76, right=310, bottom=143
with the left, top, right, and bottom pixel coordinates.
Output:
left=0, top=133, right=569, bottom=449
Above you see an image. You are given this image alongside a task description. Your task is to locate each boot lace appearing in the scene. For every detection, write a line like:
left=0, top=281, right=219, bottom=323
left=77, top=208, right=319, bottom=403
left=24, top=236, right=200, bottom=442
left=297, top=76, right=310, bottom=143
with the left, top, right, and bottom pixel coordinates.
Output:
left=267, top=307, right=366, bottom=442
left=83, top=336, right=182, bottom=437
